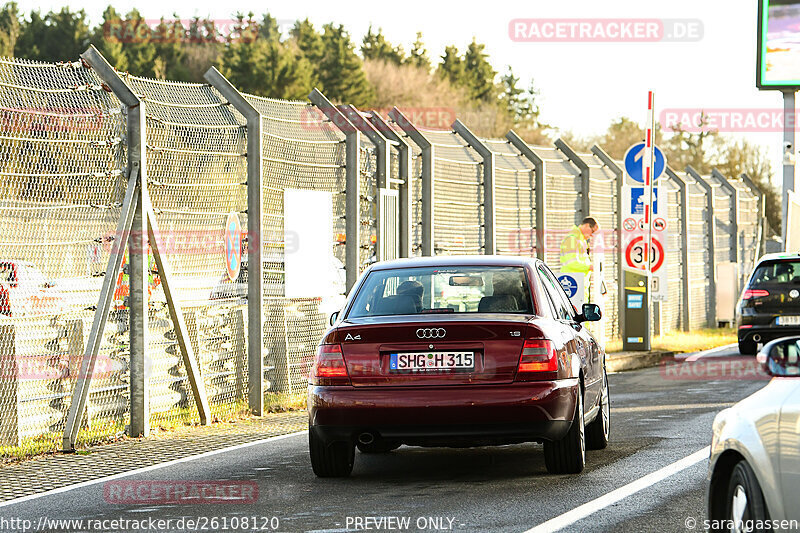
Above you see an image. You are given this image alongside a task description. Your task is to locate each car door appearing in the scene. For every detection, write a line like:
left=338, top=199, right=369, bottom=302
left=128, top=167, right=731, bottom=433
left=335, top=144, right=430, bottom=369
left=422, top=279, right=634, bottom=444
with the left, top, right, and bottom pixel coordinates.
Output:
left=778, top=348, right=800, bottom=520
left=539, top=264, right=601, bottom=409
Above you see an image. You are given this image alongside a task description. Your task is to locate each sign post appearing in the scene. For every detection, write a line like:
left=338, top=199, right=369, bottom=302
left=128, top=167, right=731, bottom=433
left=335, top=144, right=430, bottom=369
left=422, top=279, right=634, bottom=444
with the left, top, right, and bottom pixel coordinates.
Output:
left=621, top=92, right=667, bottom=351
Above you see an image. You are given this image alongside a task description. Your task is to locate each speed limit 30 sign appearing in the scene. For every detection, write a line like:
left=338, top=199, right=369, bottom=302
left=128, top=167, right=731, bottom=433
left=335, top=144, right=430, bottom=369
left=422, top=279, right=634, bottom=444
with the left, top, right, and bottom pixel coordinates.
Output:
left=625, top=236, right=665, bottom=272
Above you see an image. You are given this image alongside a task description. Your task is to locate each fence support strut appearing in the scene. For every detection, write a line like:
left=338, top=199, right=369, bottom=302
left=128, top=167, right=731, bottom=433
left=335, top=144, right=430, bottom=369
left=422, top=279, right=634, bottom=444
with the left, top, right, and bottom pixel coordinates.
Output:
left=507, top=130, right=546, bottom=261
left=204, top=67, right=264, bottom=415
left=666, top=167, right=692, bottom=332
left=453, top=119, right=495, bottom=254
left=390, top=107, right=434, bottom=256
left=687, top=165, right=717, bottom=327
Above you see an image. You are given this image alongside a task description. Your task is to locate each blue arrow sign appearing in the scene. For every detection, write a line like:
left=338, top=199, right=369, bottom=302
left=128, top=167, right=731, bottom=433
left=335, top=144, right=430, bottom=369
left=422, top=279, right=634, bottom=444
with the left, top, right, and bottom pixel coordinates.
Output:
left=624, top=142, right=665, bottom=183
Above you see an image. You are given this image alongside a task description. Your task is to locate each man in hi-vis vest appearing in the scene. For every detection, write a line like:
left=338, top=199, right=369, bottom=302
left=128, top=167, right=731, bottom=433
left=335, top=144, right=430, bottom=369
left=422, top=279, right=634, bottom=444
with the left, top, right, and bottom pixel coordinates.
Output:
left=560, top=217, right=599, bottom=301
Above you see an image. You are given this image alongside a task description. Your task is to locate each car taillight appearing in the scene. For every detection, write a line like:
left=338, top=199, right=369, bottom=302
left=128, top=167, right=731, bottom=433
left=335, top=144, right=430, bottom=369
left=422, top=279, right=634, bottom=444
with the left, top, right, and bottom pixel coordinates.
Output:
left=516, top=339, right=558, bottom=380
left=742, top=289, right=769, bottom=300
left=309, top=344, right=350, bottom=386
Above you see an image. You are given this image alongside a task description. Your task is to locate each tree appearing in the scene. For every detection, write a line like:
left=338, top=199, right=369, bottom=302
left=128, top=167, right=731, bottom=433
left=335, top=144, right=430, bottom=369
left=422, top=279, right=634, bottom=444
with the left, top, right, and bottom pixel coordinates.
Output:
left=290, top=19, right=323, bottom=65
left=16, top=7, right=91, bottom=62
left=662, top=112, right=716, bottom=172
left=316, top=23, right=374, bottom=105
left=461, top=38, right=496, bottom=103
left=406, top=32, right=429, bottom=70
left=0, top=2, right=20, bottom=57
left=220, top=17, right=313, bottom=100
left=361, top=25, right=403, bottom=65
left=437, top=45, right=463, bottom=86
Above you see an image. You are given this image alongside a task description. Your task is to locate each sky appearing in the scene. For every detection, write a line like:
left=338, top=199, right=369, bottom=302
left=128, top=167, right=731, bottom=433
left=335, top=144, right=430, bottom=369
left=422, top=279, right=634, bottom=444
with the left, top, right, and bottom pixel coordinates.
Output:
left=18, top=0, right=790, bottom=186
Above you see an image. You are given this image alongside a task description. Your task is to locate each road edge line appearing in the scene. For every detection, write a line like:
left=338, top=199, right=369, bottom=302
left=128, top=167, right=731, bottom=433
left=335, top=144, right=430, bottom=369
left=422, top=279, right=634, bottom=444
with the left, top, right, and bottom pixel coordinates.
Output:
left=0, top=430, right=307, bottom=508
left=521, top=446, right=710, bottom=533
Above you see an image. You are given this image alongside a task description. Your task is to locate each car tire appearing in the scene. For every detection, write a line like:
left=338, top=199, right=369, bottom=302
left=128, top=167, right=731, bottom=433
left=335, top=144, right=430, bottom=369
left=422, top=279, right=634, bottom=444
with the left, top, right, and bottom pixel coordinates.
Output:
left=724, top=461, right=768, bottom=528
left=356, top=439, right=401, bottom=454
left=544, top=389, right=585, bottom=474
left=738, top=339, right=757, bottom=356
left=309, top=429, right=355, bottom=478
left=586, top=372, right=610, bottom=450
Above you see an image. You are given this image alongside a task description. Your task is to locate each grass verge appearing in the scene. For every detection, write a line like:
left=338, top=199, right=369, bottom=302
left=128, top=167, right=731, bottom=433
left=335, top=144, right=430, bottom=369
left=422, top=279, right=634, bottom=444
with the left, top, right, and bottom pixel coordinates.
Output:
left=605, top=327, right=736, bottom=354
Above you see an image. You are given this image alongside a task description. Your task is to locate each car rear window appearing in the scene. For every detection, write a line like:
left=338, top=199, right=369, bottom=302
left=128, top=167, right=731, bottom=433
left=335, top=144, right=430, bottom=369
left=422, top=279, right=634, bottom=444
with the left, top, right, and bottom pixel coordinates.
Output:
left=751, top=260, right=800, bottom=285
left=347, top=266, right=533, bottom=318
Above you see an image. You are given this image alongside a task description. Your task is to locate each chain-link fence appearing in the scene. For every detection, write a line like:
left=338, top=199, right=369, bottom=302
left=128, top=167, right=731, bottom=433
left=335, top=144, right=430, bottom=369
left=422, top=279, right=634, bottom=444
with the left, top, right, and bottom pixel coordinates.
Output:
left=0, top=51, right=766, bottom=459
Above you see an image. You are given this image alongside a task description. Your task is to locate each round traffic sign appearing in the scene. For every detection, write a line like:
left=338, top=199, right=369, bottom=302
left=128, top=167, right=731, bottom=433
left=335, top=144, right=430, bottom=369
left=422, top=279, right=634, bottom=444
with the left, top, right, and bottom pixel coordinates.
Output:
left=224, top=212, right=242, bottom=281
left=625, top=236, right=664, bottom=272
left=623, top=218, right=637, bottom=232
left=557, top=274, right=579, bottom=298
left=653, top=218, right=667, bottom=232
left=624, top=142, right=666, bottom=183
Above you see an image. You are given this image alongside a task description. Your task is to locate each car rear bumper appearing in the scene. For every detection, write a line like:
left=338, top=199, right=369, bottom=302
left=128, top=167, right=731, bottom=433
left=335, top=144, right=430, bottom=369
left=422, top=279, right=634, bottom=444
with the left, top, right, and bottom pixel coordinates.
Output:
left=308, top=378, right=579, bottom=445
left=738, top=325, right=800, bottom=344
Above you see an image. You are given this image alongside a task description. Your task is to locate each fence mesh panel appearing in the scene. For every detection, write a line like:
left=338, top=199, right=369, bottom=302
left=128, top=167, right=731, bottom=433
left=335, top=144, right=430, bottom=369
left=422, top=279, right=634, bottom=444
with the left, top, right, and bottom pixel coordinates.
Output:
left=0, top=58, right=127, bottom=458
left=583, top=153, right=619, bottom=340
left=245, top=95, right=346, bottom=410
left=687, top=179, right=712, bottom=329
left=662, top=175, right=685, bottom=332
left=423, top=129, right=483, bottom=255
left=732, top=179, right=760, bottom=292
left=484, top=138, right=537, bottom=257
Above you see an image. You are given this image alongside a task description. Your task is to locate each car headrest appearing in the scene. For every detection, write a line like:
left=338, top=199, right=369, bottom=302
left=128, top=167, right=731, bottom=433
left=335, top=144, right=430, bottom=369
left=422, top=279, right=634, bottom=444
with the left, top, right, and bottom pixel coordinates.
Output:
left=372, top=294, right=418, bottom=315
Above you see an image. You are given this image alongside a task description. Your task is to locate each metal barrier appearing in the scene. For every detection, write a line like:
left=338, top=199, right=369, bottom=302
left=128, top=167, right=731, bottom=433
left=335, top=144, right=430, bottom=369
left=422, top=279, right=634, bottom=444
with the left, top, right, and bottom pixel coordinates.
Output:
left=0, top=49, right=766, bottom=458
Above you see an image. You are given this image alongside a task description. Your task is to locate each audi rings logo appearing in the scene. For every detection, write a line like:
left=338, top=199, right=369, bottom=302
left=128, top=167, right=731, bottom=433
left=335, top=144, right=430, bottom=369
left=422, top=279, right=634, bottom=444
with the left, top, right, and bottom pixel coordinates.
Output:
left=416, top=328, right=446, bottom=339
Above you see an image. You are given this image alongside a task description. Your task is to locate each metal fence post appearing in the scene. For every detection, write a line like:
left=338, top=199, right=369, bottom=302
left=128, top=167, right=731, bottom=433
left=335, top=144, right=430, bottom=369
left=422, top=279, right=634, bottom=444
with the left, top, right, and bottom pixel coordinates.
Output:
left=309, top=89, right=360, bottom=290
left=506, top=131, right=546, bottom=261
left=390, top=107, right=434, bottom=256
left=72, top=46, right=150, bottom=439
left=341, top=105, right=394, bottom=261
left=367, top=111, right=411, bottom=258
left=555, top=139, right=591, bottom=219
left=203, top=67, right=264, bottom=416
left=687, top=165, right=717, bottom=327
left=666, top=167, right=691, bottom=331
left=713, top=169, right=739, bottom=264
left=453, top=119, right=495, bottom=254
left=740, top=173, right=766, bottom=260
left=591, top=144, right=625, bottom=337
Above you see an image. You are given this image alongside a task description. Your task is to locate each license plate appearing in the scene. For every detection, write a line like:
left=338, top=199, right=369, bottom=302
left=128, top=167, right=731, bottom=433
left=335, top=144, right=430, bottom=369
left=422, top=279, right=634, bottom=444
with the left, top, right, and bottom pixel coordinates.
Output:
left=390, top=352, right=474, bottom=371
left=777, top=315, right=800, bottom=326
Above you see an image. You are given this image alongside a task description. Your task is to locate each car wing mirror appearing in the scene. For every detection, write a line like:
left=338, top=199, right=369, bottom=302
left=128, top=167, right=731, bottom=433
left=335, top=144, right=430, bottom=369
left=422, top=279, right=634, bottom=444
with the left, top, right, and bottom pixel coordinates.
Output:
left=329, top=311, right=339, bottom=326
left=758, top=337, right=800, bottom=377
left=576, top=303, right=602, bottom=323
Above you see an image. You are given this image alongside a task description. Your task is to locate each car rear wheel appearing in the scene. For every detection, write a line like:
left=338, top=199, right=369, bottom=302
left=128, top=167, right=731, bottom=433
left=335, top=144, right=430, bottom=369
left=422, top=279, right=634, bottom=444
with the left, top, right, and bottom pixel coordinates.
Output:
left=725, top=461, right=768, bottom=530
left=586, top=372, right=610, bottom=450
left=544, top=390, right=585, bottom=474
left=738, top=339, right=757, bottom=356
left=356, top=439, right=401, bottom=454
left=309, top=430, right=355, bottom=478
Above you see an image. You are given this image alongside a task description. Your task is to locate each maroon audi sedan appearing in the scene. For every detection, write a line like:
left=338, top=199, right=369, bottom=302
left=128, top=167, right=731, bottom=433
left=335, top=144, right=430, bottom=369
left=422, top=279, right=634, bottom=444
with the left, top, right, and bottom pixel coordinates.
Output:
left=308, top=256, right=610, bottom=477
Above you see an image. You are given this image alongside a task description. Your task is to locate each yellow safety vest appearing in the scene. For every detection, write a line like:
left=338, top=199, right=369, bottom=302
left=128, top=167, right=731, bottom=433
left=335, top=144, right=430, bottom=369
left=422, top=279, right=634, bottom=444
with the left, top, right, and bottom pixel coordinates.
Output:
left=560, top=226, right=592, bottom=274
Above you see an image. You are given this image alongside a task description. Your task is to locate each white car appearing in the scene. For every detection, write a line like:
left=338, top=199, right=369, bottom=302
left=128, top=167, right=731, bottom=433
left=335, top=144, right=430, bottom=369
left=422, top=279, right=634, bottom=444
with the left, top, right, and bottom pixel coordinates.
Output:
left=707, top=336, right=800, bottom=530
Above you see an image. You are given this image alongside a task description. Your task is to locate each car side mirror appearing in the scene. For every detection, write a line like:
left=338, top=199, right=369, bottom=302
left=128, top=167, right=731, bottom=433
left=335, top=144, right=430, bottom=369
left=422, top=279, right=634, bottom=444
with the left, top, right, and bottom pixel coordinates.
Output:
left=329, top=311, right=339, bottom=326
left=577, top=303, right=602, bottom=323
left=758, top=337, right=800, bottom=377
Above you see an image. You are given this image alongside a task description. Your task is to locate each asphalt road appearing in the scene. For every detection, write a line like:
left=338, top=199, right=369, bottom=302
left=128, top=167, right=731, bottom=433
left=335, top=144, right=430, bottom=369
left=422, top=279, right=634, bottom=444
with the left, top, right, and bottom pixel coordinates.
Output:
left=2, top=345, right=769, bottom=533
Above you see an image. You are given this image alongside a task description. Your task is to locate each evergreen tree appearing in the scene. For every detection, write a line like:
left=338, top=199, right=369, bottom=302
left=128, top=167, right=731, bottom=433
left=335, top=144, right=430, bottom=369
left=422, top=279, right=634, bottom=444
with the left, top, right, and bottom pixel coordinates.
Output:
left=406, top=31, right=429, bottom=70
left=500, top=67, right=543, bottom=129
left=290, top=19, right=323, bottom=65
left=16, top=7, right=91, bottom=62
left=361, top=25, right=403, bottom=65
left=437, top=45, right=463, bottom=86
left=317, top=23, right=374, bottom=105
left=462, top=38, right=496, bottom=102
left=0, top=2, right=20, bottom=57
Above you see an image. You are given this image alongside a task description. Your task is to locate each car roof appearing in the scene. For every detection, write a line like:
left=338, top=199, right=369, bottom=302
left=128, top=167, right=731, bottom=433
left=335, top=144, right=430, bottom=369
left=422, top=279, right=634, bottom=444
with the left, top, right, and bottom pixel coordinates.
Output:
left=757, top=252, right=800, bottom=264
left=369, top=255, right=539, bottom=271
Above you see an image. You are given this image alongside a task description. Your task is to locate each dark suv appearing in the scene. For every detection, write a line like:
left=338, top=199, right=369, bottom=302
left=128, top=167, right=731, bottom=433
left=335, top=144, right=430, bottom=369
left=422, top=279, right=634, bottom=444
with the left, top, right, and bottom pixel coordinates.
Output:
left=736, top=253, right=800, bottom=354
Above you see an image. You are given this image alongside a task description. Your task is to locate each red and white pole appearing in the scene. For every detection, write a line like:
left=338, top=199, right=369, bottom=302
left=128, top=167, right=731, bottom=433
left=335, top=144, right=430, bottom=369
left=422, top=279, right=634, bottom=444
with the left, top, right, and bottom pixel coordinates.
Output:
left=644, top=91, right=656, bottom=282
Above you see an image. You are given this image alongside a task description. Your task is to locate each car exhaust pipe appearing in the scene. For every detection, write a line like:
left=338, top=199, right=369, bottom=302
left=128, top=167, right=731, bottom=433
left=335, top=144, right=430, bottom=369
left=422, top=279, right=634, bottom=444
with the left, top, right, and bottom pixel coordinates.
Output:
left=753, top=334, right=761, bottom=343
left=357, top=432, right=375, bottom=445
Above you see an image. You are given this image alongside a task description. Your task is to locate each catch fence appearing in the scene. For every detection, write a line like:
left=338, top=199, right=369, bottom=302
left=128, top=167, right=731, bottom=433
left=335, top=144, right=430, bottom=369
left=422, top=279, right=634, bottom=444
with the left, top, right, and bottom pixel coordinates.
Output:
left=0, top=50, right=765, bottom=458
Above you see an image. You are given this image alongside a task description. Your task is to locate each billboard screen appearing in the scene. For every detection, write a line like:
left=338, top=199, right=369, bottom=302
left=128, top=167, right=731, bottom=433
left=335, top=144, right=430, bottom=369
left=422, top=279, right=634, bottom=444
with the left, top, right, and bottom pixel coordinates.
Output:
left=758, top=0, right=800, bottom=89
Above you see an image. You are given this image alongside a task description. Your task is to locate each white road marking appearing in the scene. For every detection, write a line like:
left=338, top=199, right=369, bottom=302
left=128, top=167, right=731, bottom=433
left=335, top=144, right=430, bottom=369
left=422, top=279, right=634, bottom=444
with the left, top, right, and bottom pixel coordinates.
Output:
left=522, top=446, right=710, bottom=533
left=0, top=430, right=307, bottom=508
left=680, top=343, right=737, bottom=362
